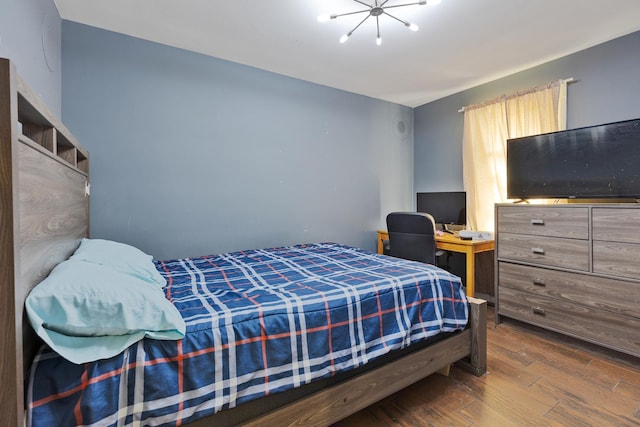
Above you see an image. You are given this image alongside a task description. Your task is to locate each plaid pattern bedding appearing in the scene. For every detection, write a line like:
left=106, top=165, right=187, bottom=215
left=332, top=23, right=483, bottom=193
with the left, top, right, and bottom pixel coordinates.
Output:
left=27, top=243, right=468, bottom=426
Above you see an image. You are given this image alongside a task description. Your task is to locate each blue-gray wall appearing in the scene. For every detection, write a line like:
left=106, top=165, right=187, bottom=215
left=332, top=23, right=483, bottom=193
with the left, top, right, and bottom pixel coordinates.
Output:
left=0, top=0, right=61, bottom=116
left=62, top=22, right=414, bottom=260
left=414, top=31, right=640, bottom=193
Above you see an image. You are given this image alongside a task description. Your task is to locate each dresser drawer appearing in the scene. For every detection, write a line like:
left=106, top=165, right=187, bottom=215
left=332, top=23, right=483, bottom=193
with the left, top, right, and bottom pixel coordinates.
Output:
left=593, top=207, right=640, bottom=244
left=496, top=206, right=588, bottom=239
left=498, top=262, right=640, bottom=318
left=498, top=287, right=640, bottom=357
left=497, top=233, right=589, bottom=271
left=593, top=241, right=640, bottom=280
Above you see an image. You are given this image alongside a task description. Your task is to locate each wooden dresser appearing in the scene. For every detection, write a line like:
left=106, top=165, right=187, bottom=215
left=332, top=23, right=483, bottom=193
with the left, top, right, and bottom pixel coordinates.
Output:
left=495, top=203, right=640, bottom=357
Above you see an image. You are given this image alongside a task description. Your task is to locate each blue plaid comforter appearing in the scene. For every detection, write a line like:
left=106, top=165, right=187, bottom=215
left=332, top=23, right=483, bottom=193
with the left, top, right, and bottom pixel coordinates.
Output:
left=27, top=243, right=468, bottom=426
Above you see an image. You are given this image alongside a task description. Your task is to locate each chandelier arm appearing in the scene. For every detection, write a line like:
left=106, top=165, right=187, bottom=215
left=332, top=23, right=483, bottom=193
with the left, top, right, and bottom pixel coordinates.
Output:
left=379, top=0, right=391, bottom=6
left=382, top=11, right=410, bottom=26
left=347, top=14, right=373, bottom=36
left=334, top=8, right=373, bottom=18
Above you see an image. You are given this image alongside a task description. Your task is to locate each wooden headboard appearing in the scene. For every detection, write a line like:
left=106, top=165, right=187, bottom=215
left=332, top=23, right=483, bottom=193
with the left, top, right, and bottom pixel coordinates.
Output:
left=0, top=58, right=89, bottom=426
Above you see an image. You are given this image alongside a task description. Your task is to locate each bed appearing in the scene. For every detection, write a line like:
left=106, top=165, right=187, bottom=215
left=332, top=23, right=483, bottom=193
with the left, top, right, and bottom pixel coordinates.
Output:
left=0, top=57, right=486, bottom=427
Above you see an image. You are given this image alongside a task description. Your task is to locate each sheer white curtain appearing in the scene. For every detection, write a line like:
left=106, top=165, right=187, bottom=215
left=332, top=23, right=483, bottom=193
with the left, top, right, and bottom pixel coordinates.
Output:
left=462, top=81, right=568, bottom=231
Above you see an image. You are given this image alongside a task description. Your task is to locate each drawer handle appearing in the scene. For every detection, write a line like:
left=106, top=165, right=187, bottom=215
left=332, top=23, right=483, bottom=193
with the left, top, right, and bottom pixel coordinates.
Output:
left=531, top=219, right=545, bottom=225
left=532, top=278, right=546, bottom=287
left=532, top=307, right=546, bottom=316
left=531, top=247, right=545, bottom=255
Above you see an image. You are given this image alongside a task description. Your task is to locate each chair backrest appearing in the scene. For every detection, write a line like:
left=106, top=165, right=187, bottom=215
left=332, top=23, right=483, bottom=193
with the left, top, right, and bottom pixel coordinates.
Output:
left=386, top=212, right=437, bottom=264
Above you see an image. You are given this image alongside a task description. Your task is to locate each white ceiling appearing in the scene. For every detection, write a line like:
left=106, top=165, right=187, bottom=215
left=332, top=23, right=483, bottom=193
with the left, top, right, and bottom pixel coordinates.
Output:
left=54, top=0, right=640, bottom=107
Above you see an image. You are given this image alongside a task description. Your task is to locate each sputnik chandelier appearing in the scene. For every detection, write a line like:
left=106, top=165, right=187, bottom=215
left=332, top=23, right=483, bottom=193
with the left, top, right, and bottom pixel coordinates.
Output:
left=318, top=0, right=441, bottom=45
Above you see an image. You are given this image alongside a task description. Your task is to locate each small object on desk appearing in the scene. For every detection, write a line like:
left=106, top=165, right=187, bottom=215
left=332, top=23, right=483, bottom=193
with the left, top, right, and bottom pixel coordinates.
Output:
left=436, top=230, right=444, bottom=237
left=459, top=230, right=494, bottom=240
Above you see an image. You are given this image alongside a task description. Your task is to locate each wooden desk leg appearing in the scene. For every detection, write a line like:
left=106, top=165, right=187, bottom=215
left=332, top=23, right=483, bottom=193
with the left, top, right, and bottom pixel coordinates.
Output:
left=465, top=247, right=475, bottom=297
left=377, top=231, right=388, bottom=255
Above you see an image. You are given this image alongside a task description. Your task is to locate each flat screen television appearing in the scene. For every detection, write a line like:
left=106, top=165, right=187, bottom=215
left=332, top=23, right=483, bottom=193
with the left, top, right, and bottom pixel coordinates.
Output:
left=507, top=118, right=640, bottom=200
left=416, top=191, right=466, bottom=225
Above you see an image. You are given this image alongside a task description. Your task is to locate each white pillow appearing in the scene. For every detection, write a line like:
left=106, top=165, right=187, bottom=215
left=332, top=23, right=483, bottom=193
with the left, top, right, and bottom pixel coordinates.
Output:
left=26, top=259, right=185, bottom=364
left=70, top=238, right=167, bottom=288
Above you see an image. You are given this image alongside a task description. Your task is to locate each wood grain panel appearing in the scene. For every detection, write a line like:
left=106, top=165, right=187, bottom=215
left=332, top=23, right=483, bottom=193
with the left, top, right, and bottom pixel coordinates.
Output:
left=496, top=205, right=589, bottom=239
left=593, top=207, right=640, bottom=244
left=593, top=240, right=640, bottom=280
left=18, top=140, right=87, bottom=296
left=0, top=56, right=21, bottom=427
left=498, top=287, right=640, bottom=357
left=465, top=296, right=487, bottom=376
left=497, top=233, right=589, bottom=271
left=498, top=262, right=640, bottom=317
left=17, top=140, right=88, bottom=419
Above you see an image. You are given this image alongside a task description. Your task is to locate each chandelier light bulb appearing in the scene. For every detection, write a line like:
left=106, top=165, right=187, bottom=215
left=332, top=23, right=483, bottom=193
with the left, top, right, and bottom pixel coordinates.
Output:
left=317, top=14, right=337, bottom=22
left=427, top=0, right=441, bottom=4
left=340, top=34, right=350, bottom=44
left=376, top=35, right=382, bottom=45
left=408, top=23, right=419, bottom=31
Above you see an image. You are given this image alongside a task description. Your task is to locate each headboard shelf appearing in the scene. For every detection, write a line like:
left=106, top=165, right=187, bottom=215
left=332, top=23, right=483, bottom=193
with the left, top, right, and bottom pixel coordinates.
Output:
left=19, top=120, right=55, bottom=151
left=1, top=57, right=90, bottom=427
left=16, top=74, right=88, bottom=173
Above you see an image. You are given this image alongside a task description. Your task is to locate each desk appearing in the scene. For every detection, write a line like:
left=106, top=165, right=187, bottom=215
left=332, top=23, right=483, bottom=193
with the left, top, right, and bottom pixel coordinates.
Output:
left=377, top=230, right=494, bottom=298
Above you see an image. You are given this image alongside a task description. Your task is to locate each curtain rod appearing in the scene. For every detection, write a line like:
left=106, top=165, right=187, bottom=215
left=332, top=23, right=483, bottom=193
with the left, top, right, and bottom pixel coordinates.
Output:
left=457, top=77, right=575, bottom=113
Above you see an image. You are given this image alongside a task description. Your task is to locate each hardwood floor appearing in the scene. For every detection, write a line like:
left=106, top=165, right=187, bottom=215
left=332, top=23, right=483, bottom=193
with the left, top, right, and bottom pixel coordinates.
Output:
left=335, top=307, right=640, bottom=426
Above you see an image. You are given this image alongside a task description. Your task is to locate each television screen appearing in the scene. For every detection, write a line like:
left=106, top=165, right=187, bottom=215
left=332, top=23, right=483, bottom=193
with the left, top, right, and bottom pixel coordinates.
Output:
left=416, top=191, right=466, bottom=225
left=507, top=118, right=640, bottom=200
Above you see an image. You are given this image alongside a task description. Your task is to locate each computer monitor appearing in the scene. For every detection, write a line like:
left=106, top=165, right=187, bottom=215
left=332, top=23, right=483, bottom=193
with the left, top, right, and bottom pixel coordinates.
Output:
left=416, top=191, right=466, bottom=226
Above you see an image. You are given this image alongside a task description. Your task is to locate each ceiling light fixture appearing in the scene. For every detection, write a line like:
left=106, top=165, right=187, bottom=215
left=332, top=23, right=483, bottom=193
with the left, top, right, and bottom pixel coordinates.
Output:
left=318, top=0, right=441, bottom=45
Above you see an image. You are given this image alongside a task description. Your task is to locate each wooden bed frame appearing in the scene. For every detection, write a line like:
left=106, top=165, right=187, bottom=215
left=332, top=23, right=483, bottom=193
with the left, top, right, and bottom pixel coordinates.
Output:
left=0, top=57, right=486, bottom=427
left=1, top=58, right=90, bottom=427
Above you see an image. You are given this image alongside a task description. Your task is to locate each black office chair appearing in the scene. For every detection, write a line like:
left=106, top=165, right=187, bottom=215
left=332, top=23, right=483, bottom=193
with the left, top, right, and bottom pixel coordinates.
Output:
left=386, top=212, right=442, bottom=265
